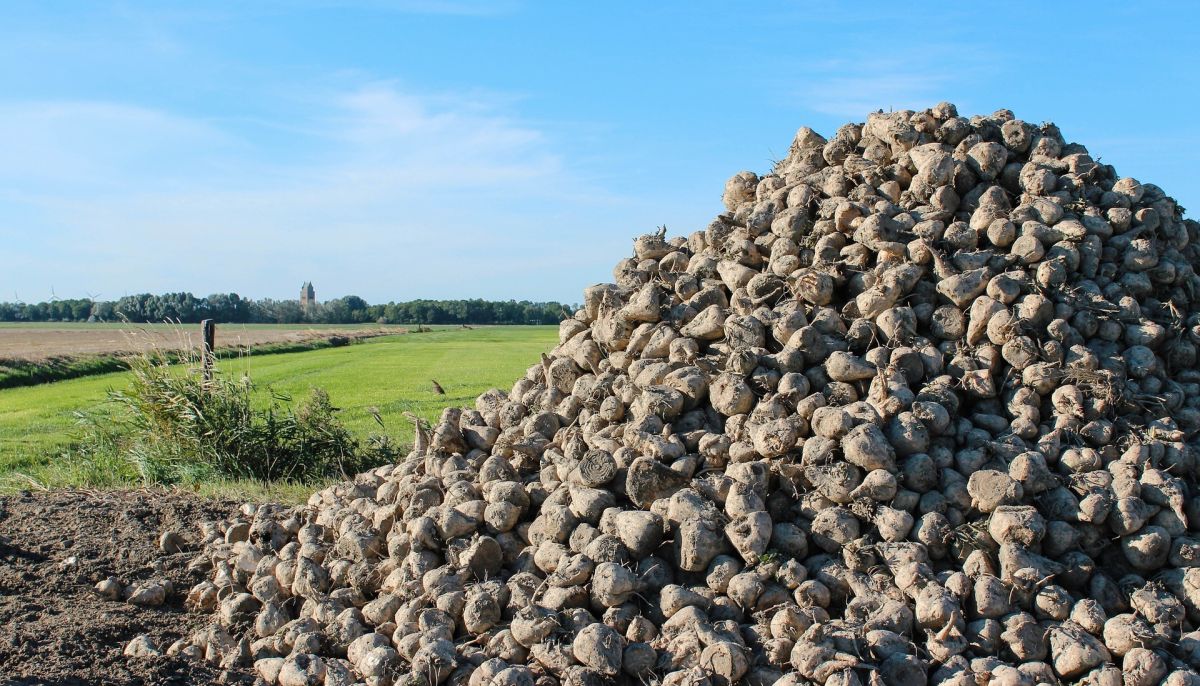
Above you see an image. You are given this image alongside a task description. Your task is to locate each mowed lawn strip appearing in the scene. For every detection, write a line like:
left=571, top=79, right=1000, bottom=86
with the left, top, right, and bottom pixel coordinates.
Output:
left=0, top=326, right=557, bottom=494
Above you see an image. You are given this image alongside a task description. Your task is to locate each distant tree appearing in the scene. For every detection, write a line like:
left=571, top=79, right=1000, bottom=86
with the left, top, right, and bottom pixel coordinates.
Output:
left=0, top=293, right=578, bottom=325
left=70, top=299, right=93, bottom=320
left=252, top=299, right=304, bottom=324
left=341, top=295, right=369, bottom=312
left=319, top=299, right=350, bottom=324
left=204, top=293, right=251, bottom=323
left=339, top=295, right=370, bottom=323
left=90, top=300, right=115, bottom=321
left=115, top=294, right=154, bottom=322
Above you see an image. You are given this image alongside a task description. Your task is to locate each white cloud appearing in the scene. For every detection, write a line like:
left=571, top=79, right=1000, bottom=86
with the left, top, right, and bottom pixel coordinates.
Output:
left=328, top=83, right=560, bottom=186
left=252, top=0, right=520, bottom=15
left=0, top=102, right=236, bottom=189
left=321, top=0, right=520, bottom=15
left=0, top=82, right=617, bottom=301
left=786, top=48, right=990, bottom=122
left=801, top=73, right=952, bottom=119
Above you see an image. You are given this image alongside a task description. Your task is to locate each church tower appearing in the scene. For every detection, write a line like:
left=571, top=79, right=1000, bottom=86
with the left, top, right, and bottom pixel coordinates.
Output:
left=300, top=282, right=315, bottom=310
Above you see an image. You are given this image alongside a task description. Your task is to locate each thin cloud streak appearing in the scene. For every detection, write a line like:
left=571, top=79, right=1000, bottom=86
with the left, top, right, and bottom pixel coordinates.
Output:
left=0, top=102, right=238, bottom=189
left=268, top=0, right=521, bottom=15
left=0, top=81, right=613, bottom=302
left=785, top=46, right=992, bottom=122
left=802, top=73, right=951, bottom=119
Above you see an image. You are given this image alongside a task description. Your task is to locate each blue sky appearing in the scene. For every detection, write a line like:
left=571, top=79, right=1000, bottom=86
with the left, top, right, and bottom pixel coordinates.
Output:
left=2, top=1, right=1197, bottom=303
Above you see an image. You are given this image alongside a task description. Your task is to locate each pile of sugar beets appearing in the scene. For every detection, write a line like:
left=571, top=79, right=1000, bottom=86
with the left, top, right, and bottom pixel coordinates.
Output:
left=159, top=103, right=1200, bottom=686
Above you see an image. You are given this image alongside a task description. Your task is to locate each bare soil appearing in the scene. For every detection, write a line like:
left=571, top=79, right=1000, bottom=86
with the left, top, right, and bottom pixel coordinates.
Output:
left=0, top=325, right=397, bottom=363
left=0, top=489, right=254, bottom=685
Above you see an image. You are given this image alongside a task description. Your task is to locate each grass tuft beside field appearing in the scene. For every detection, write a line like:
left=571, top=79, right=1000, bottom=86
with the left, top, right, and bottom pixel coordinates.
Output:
left=0, top=326, right=558, bottom=498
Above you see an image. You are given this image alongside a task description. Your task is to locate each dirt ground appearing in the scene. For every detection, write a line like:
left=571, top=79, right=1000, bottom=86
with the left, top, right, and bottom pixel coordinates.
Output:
left=0, top=489, right=254, bottom=685
left=0, top=325, right=398, bottom=363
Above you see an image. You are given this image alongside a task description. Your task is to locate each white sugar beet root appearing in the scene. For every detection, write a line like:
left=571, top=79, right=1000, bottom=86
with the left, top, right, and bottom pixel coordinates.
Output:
left=166, top=103, right=1200, bottom=686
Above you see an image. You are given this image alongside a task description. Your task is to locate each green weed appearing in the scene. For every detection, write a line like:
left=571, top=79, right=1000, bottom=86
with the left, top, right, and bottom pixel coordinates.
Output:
left=73, top=348, right=387, bottom=486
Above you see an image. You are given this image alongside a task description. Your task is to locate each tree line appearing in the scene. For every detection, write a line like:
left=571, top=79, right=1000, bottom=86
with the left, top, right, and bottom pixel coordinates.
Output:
left=0, top=293, right=576, bottom=326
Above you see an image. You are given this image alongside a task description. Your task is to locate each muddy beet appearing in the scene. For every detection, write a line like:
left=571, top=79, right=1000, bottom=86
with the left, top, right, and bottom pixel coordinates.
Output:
left=123, top=104, right=1200, bottom=685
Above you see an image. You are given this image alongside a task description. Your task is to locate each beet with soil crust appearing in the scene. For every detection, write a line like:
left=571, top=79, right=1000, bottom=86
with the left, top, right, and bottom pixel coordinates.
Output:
left=167, top=103, right=1200, bottom=686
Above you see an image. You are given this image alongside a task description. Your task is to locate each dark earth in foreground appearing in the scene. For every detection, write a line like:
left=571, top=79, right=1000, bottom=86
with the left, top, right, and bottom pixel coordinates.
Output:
left=0, top=489, right=252, bottom=685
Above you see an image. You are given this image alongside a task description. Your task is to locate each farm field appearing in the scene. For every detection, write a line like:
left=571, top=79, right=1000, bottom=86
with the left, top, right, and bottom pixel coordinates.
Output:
left=0, top=321, right=409, bottom=361
left=0, top=325, right=558, bottom=497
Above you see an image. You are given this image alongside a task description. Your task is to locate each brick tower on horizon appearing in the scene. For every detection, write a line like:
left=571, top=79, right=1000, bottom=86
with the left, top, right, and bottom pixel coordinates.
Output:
left=300, top=281, right=315, bottom=311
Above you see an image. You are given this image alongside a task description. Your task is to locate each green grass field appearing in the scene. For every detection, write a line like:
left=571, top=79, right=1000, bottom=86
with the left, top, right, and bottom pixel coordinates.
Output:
left=0, top=326, right=557, bottom=498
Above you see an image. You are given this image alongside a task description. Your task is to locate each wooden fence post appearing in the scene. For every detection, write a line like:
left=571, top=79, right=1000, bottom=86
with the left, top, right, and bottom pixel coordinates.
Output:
left=201, top=319, right=215, bottom=382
